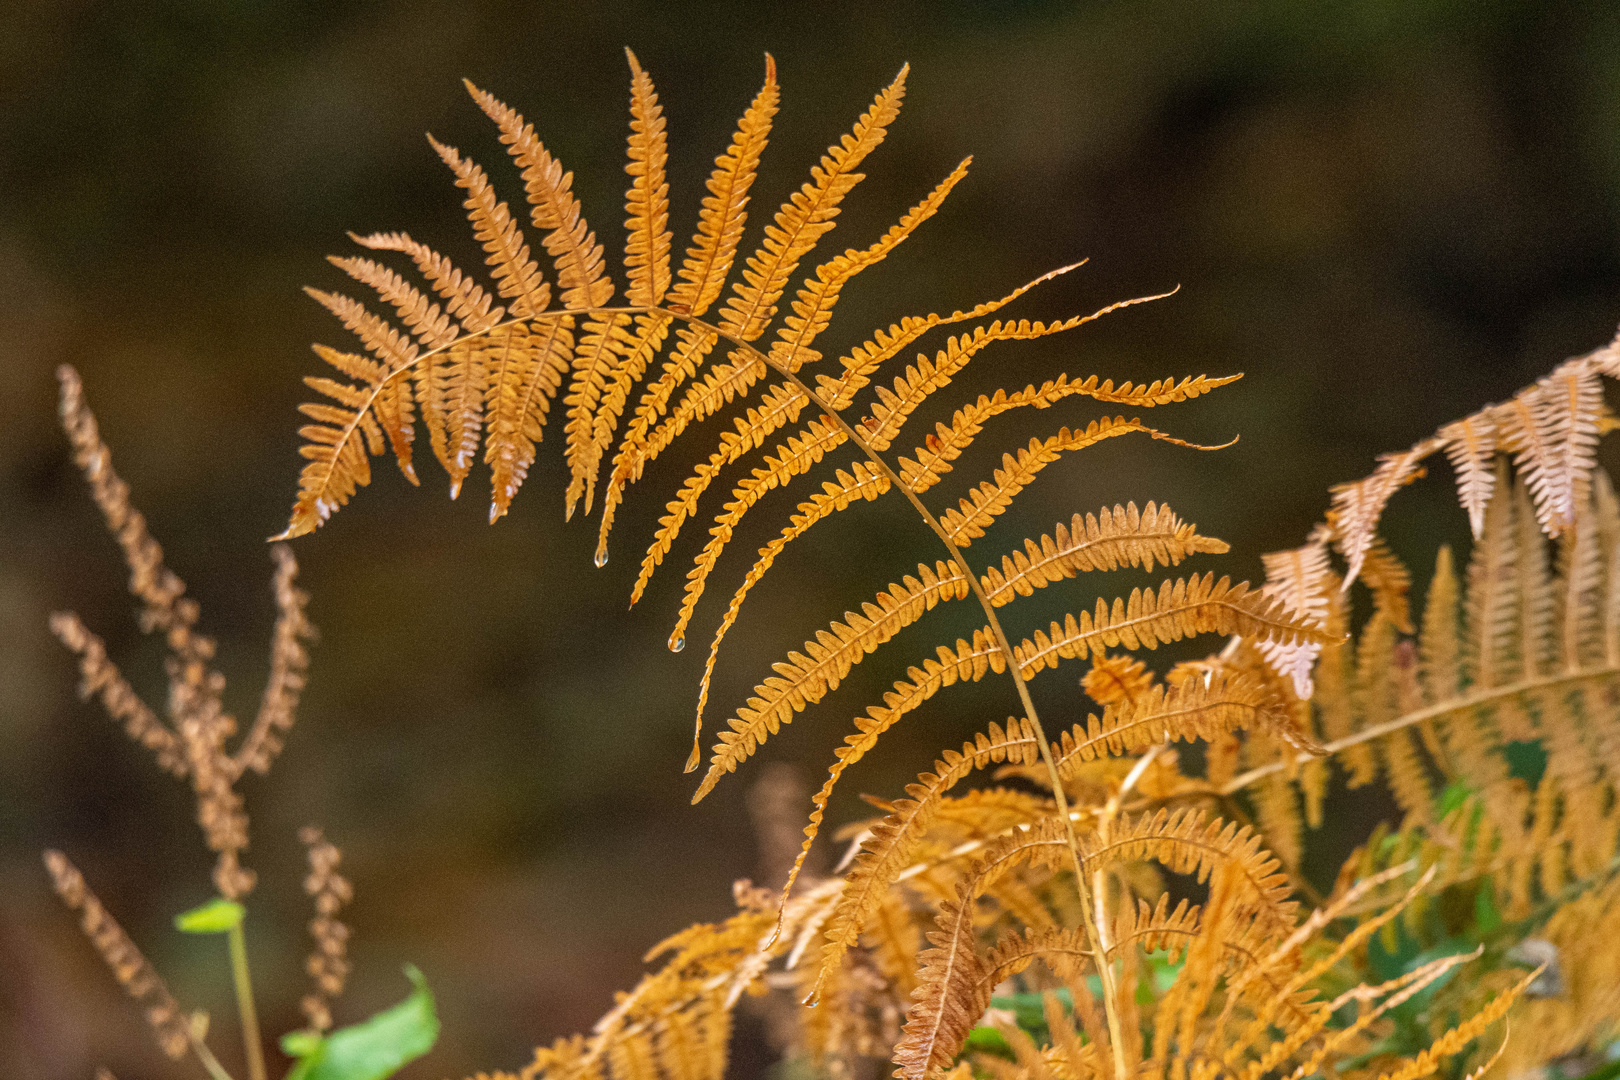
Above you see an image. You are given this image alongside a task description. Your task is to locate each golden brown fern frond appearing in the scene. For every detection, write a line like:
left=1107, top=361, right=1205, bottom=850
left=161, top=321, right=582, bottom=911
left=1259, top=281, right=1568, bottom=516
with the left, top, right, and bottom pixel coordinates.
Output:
left=599, top=65, right=906, bottom=548
left=687, top=503, right=1221, bottom=787
left=655, top=416, right=849, bottom=637
left=621, top=49, right=672, bottom=313
left=813, top=720, right=1043, bottom=982
left=1254, top=531, right=1332, bottom=698
left=562, top=50, right=670, bottom=518
left=815, top=264, right=1083, bottom=415
left=462, top=82, right=614, bottom=310
left=1052, top=667, right=1318, bottom=771
left=981, top=502, right=1229, bottom=606
left=590, top=58, right=778, bottom=547
left=1082, top=652, right=1157, bottom=709
left=897, top=372, right=1237, bottom=494
left=1015, top=573, right=1333, bottom=678
left=1313, top=345, right=1620, bottom=587
left=687, top=461, right=893, bottom=768
left=938, top=422, right=1229, bottom=547
left=430, top=132, right=552, bottom=315
left=892, top=887, right=989, bottom=1080
left=630, top=163, right=970, bottom=591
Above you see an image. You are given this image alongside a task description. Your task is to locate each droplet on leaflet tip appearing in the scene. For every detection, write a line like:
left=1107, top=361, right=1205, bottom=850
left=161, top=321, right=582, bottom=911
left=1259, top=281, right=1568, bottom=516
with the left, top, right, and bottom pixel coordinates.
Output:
left=669, top=635, right=685, bottom=653
left=595, top=549, right=609, bottom=568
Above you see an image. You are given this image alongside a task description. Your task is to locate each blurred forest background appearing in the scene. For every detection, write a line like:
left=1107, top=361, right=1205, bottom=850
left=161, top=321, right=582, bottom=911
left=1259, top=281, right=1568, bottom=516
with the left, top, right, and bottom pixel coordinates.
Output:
left=6, top=2, right=1620, bottom=1078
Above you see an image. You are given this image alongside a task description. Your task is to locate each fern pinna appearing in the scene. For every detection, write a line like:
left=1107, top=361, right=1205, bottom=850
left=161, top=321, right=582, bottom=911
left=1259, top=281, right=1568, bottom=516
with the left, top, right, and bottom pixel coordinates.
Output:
left=273, top=53, right=1549, bottom=1080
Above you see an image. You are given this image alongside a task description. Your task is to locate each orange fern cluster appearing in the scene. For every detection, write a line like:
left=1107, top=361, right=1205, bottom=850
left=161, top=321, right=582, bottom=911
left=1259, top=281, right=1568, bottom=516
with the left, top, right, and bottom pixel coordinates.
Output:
left=262, top=53, right=1573, bottom=1080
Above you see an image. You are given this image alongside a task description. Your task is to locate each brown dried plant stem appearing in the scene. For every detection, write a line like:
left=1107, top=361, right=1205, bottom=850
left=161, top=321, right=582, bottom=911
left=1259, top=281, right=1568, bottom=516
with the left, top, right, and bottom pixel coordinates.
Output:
left=342, top=301, right=1137, bottom=1080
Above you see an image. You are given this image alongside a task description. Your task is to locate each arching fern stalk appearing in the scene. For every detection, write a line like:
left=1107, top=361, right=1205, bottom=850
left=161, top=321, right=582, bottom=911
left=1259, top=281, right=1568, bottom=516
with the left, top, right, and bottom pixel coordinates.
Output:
left=275, top=51, right=1332, bottom=1077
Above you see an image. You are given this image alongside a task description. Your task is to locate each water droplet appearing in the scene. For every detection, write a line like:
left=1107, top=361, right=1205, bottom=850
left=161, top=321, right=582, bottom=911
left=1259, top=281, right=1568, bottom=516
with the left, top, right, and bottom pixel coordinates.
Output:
left=489, top=503, right=500, bottom=524
left=669, top=635, right=686, bottom=653
left=594, top=549, right=609, bottom=568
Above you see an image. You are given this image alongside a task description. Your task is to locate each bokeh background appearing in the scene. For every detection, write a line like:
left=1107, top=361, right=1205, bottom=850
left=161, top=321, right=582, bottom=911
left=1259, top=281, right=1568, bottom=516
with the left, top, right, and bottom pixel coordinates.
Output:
left=6, top=2, right=1620, bottom=1077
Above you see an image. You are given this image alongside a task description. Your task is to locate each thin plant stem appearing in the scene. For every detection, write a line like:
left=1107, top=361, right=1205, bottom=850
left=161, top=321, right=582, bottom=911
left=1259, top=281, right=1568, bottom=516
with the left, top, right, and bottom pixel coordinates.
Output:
left=227, top=922, right=266, bottom=1080
left=189, top=1025, right=239, bottom=1080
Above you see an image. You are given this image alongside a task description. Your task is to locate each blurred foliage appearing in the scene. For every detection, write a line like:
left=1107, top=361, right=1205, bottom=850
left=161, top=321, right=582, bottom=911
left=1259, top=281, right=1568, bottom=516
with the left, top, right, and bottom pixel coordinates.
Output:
left=5, top=2, right=1620, bottom=1078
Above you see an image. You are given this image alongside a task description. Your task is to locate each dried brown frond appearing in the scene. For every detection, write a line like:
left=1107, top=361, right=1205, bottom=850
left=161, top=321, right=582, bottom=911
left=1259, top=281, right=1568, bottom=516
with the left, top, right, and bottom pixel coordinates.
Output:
left=43, top=850, right=190, bottom=1060
left=49, top=611, right=185, bottom=777
left=897, top=371, right=1237, bottom=494
left=234, top=543, right=316, bottom=776
left=1052, top=666, right=1319, bottom=772
left=1082, top=653, right=1156, bottom=709
left=630, top=162, right=969, bottom=585
left=939, top=421, right=1229, bottom=547
left=981, top=502, right=1229, bottom=607
left=815, top=720, right=1042, bottom=981
left=299, top=825, right=354, bottom=1033
left=1015, top=573, right=1333, bottom=678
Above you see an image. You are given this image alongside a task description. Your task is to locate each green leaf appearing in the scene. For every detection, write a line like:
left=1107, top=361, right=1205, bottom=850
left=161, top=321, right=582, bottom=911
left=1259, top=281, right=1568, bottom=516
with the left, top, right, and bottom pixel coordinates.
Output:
left=282, top=965, right=438, bottom=1080
left=174, top=897, right=245, bottom=934
left=963, top=1025, right=1013, bottom=1060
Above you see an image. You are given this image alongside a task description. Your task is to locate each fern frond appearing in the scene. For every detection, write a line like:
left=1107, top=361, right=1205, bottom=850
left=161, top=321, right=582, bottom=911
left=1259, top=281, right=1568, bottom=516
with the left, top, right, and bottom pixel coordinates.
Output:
left=892, top=888, right=986, bottom=1080
left=707, top=554, right=970, bottom=787
left=458, top=81, right=622, bottom=518
left=1499, top=360, right=1605, bottom=537
left=281, top=345, right=404, bottom=536
left=1082, top=652, right=1157, bottom=708
left=622, top=50, right=672, bottom=310
left=1014, top=573, right=1333, bottom=678
left=818, top=264, right=1083, bottom=414
left=812, top=720, right=1041, bottom=983
left=591, top=59, right=778, bottom=548
left=688, top=462, right=892, bottom=769
left=1052, top=668, right=1317, bottom=770
left=1465, top=466, right=1519, bottom=690
left=600, top=65, right=906, bottom=558
left=348, top=230, right=507, bottom=334
left=1331, top=441, right=1436, bottom=587
left=719, top=65, right=906, bottom=346
left=981, top=501, right=1228, bottom=606
left=695, top=622, right=1006, bottom=801
left=650, top=156, right=967, bottom=472
left=1101, top=809, right=1298, bottom=929
left=485, top=319, right=575, bottom=520
left=326, top=256, right=460, bottom=351
left=897, top=371, right=1238, bottom=493
left=559, top=52, right=674, bottom=519
left=302, top=289, right=421, bottom=483
left=462, top=82, right=613, bottom=310
left=939, top=419, right=1225, bottom=546
left=653, top=419, right=847, bottom=639
left=1367, top=967, right=1532, bottom=1080
left=1420, top=545, right=1463, bottom=703
left=631, top=164, right=969, bottom=584
left=1440, top=411, right=1498, bottom=540
left=427, top=134, right=552, bottom=317
left=563, top=313, right=632, bottom=518
left=1255, top=533, right=1332, bottom=697
left=863, top=300, right=1171, bottom=456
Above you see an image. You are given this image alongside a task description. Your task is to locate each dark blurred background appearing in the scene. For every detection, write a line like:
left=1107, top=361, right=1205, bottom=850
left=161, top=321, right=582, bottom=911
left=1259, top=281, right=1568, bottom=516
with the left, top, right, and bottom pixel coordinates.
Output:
left=6, top=1, right=1620, bottom=1077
